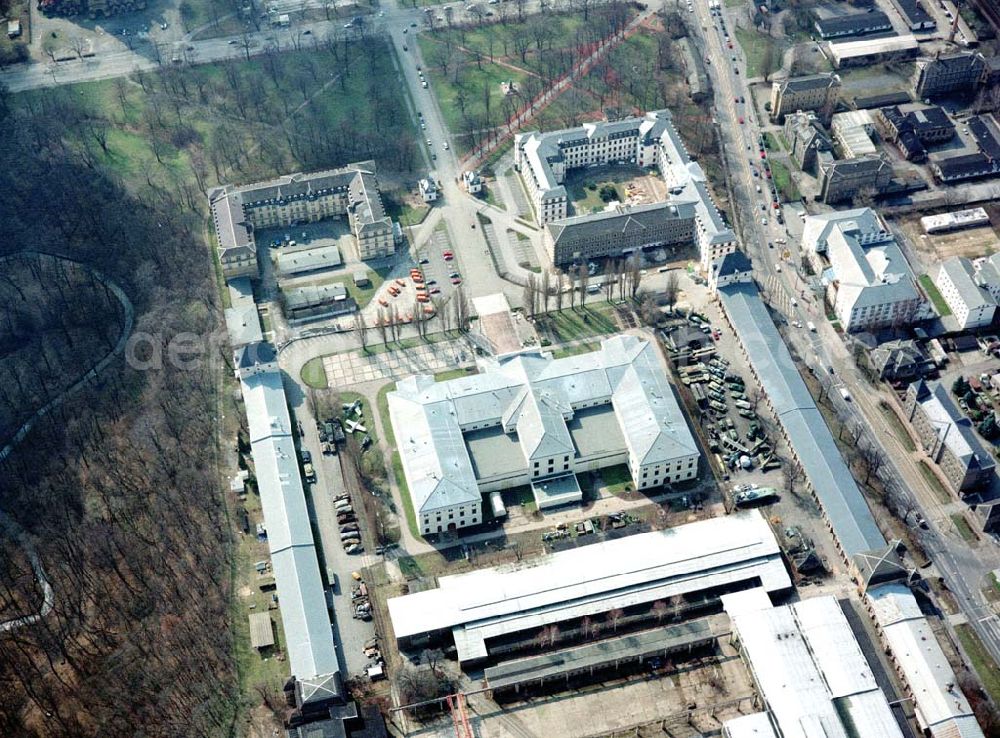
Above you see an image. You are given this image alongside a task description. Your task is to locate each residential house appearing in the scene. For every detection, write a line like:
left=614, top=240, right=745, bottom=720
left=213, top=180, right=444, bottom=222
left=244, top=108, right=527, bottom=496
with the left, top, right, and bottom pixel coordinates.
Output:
left=709, top=250, right=753, bottom=293
left=868, top=339, right=934, bottom=381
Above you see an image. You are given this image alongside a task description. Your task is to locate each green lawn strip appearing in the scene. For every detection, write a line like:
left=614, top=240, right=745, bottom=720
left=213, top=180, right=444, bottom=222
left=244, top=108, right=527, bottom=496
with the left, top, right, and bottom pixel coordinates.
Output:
left=301, top=357, right=329, bottom=389
left=551, top=341, right=600, bottom=359
left=377, top=381, right=422, bottom=541
left=763, top=132, right=782, bottom=151
left=724, top=0, right=744, bottom=7
left=600, top=463, right=633, bottom=494
left=434, top=367, right=478, bottom=382
left=878, top=403, right=915, bottom=452
left=769, top=160, right=799, bottom=202
left=502, top=485, right=535, bottom=508
left=919, top=274, right=952, bottom=316
left=385, top=194, right=431, bottom=227
left=334, top=268, right=387, bottom=309
left=919, top=460, right=953, bottom=505
left=956, top=623, right=1000, bottom=704
left=951, top=513, right=978, bottom=544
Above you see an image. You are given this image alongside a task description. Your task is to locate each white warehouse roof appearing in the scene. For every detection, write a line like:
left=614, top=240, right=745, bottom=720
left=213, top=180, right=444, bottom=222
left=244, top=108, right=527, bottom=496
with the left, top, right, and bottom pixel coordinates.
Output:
left=388, top=510, right=790, bottom=662
left=725, top=593, right=903, bottom=738
left=241, top=364, right=340, bottom=683
left=866, top=584, right=984, bottom=738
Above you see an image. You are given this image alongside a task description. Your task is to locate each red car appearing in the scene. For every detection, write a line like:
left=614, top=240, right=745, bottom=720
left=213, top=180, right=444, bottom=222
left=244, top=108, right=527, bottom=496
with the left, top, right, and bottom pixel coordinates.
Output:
left=760, top=151, right=766, bottom=159
left=451, top=277, right=462, bottom=285
left=443, top=250, right=454, bottom=259
left=739, top=117, right=744, bottom=124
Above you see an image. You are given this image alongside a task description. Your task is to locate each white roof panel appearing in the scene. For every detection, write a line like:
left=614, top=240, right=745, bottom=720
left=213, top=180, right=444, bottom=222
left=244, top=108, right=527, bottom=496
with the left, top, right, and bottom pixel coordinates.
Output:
left=389, top=511, right=789, bottom=644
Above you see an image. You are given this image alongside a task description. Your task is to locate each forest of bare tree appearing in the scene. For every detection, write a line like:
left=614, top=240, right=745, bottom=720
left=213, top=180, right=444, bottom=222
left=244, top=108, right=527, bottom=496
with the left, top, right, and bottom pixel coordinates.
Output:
left=0, top=85, right=238, bottom=737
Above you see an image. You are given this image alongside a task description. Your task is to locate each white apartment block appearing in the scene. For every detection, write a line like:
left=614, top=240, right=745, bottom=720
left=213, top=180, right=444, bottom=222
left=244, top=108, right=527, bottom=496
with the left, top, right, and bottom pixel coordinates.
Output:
left=803, top=208, right=930, bottom=332
left=514, top=110, right=735, bottom=270
left=209, top=161, right=395, bottom=274
left=937, top=257, right=998, bottom=330
left=388, top=335, right=699, bottom=536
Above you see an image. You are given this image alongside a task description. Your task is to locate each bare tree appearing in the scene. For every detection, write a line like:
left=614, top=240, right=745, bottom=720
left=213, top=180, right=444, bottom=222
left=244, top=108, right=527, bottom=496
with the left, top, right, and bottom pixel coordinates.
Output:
left=554, top=270, right=565, bottom=311
left=454, top=286, right=471, bottom=332
left=628, top=257, right=642, bottom=299
left=578, top=263, right=589, bottom=308
left=540, top=269, right=551, bottom=314
left=651, top=600, right=669, bottom=624
left=604, top=259, right=617, bottom=302
left=606, top=607, right=625, bottom=633
left=785, top=457, right=804, bottom=496
left=663, top=270, right=680, bottom=309
left=523, top=272, right=537, bottom=318
left=354, top=311, right=369, bottom=351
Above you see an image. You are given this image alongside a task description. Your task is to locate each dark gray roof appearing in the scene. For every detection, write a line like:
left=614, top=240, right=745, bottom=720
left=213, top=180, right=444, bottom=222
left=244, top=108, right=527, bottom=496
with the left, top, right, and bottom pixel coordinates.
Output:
left=933, top=153, right=997, bottom=180
left=719, top=282, right=886, bottom=557
left=547, top=201, right=693, bottom=245
left=778, top=74, right=839, bottom=93
left=714, top=250, right=752, bottom=277
left=894, top=0, right=933, bottom=25
left=854, top=91, right=911, bottom=109
left=815, top=10, right=892, bottom=38
left=853, top=542, right=910, bottom=587
left=236, top=341, right=277, bottom=369
left=970, top=116, right=1000, bottom=160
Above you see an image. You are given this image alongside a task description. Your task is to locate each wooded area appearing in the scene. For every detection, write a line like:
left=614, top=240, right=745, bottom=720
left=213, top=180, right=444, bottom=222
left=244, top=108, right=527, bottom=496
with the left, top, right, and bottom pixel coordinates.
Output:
left=0, top=82, right=237, bottom=736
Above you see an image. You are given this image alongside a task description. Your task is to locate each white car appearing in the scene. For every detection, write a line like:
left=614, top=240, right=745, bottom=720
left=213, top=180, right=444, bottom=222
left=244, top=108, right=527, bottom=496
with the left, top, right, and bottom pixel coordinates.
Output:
left=443, top=142, right=449, bottom=150
left=761, top=217, right=768, bottom=226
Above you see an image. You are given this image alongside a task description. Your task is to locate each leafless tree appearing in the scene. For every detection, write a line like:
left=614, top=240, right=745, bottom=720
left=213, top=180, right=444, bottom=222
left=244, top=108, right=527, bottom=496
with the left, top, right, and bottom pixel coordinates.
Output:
left=454, top=286, right=471, bottom=332
left=578, top=263, right=589, bottom=308
left=663, top=270, right=680, bottom=309
left=540, top=269, right=552, bottom=314
left=604, top=259, right=617, bottom=301
left=606, top=607, right=625, bottom=633
left=651, top=600, right=669, bottom=624
left=523, top=272, right=537, bottom=318
left=785, top=458, right=804, bottom=496
left=554, top=270, right=564, bottom=311
left=354, top=311, right=369, bottom=351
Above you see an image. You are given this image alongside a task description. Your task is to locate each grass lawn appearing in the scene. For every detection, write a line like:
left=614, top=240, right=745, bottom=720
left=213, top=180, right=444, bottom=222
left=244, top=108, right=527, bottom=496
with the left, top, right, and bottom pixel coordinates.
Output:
left=502, top=485, right=536, bottom=508
left=878, top=403, right=915, bottom=452
left=365, top=330, right=457, bottom=355
left=770, top=160, right=800, bottom=202
left=725, top=0, right=745, bottom=6
left=332, top=268, right=387, bottom=309
left=551, top=341, right=600, bottom=359
left=951, top=513, right=978, bottom=544
left=434, top=367, right=477, bottom=382
left=956, top=623, right=1000, bottom=704
left=376, top=381, right=422, bottom=541
left=919, top=460, right=953, bottom=505
left=385, top=196, right=431, bottom=228
left=571, top=181, right=626, bottom=215
left=919, top=274, right=952, bottom=316
left=535, top=304, right=619, bottom=343
left=763, top=132, right=782, bottom=151
left=734, top=27, right=785, bottom=79
left=600, top=464, right=633, bottom=494
left=301, top=357, right=328, bottom=389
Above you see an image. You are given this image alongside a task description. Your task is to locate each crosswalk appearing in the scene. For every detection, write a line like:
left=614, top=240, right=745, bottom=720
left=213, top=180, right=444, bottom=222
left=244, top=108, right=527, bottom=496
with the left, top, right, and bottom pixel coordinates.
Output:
left=762, top=274, right=797, bottom=315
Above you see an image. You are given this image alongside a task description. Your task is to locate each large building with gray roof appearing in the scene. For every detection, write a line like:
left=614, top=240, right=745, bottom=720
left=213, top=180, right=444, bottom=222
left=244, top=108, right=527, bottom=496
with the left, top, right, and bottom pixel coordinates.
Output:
left=388, top=335, right=699, bottom=536
left=209, top=161, right=395, bottom=279
left=904, top=380, right=996, bottom=495
left=804, top=209, right=930, bottom=332
left=235, top=342, right=344, bottom=709
left=514, top=110, right=735, bottom=270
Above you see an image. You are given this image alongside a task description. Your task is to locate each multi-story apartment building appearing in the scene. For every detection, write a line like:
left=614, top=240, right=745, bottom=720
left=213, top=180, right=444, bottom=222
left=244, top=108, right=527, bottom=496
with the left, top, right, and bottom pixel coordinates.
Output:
left=769, top=74, right=841, bottom=122
left=785, top=111, right=833, bottom=174
left=913, top=52, right=986, bottom=99
left=515, top=110, right=735, bottom=270
left=803, top=208, right=930, bottom=332
left=818, top=155, right=892, bottom=204
left=544, top=201, right=696, bottom=265
left=389, top=335, right=699, bottom=535
left=904, top=380, right=996, bottom=495
left=936, top=257, right=997, bottom=330
left=209, top=161, right=395, bottom=275
left=211, top=191, right=259, bottom=279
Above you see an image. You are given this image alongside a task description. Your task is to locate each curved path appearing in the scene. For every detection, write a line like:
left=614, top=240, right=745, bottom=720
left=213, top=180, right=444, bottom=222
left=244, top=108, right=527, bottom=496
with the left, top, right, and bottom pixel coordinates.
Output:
left=0, top=251, right=134, bottom=634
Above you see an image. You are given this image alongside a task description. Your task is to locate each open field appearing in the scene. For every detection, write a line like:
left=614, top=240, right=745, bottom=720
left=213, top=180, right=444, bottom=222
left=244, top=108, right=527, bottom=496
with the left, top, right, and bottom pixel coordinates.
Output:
left=535, top=304, right=622, bottom=343
left=770, top=160, right=799, bottom=202
left=919, top=460, right=953, bottom=505
left=734, top=26, right=787, bottom=79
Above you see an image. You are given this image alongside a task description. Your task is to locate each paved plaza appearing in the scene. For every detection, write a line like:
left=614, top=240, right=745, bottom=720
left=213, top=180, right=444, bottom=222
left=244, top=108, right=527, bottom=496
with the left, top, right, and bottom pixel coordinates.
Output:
left=321, top=340, right=475, bottom=386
